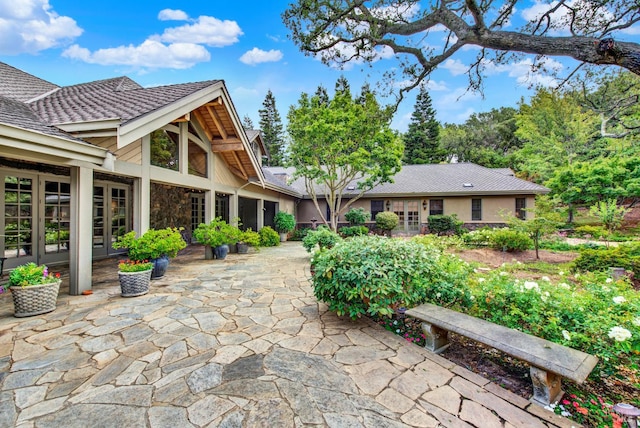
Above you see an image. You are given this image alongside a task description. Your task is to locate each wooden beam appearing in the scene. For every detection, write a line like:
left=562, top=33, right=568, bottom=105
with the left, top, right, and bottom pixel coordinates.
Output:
left=204, top=97, right=223, bottom=106
left=211, top=142, right=244, bottom=152
left=206, top=105, right=228, bottom=140
left=228, top=164, right=247, bottom=180
left=172, top=112, right=191, bottom=123
left=193, top=110, right=214, bottom=142
left=232, top=151, right=248, bottom=178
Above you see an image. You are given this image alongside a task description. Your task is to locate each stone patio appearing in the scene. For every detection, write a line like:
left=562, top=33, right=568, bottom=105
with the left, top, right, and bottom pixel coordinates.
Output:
left=0, top=243, right=576, bottom=427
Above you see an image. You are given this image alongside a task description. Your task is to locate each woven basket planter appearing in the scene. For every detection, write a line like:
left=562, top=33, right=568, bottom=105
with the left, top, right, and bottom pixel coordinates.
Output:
left=118, top=269, right=152, bottom=297
left=10, top=280, right=61, bottom=318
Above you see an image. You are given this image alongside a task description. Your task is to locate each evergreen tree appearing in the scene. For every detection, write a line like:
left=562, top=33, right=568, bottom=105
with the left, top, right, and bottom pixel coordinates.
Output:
left=314, top=85, right=329, bottom=105
left=258, top=90, right=285, bottom=166
left=403, top=86, right=445, bottom=164
left=334, top=75, right=351, bottom=96
left=241, top=115, right=254, bottom=130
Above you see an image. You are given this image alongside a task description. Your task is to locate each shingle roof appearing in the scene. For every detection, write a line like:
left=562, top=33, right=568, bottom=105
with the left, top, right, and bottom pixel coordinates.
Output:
left=264, top=163, right=549, bottom=197
left=0, top=62, right=59, bottom=102
left=261, top=168, right=302, bottom=197
left=30, top=78, right=220, bottom=126
left=0, top=95, right=83, bottom=142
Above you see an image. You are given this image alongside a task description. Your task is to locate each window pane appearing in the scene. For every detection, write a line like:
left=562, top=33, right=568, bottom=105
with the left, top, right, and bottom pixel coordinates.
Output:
left=429, top=199, right=443, bottom=216
left=150, top=129, right=179, bottom=171
left=188, top=140, right=208, bottom=178
left=472, top=198, right=482, bottom=221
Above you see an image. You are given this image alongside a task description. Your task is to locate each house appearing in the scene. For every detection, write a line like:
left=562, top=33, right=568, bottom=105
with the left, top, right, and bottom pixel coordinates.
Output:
left=0, top=62, right=300, bottom=294
left=264, top=164, right=549, bottom=234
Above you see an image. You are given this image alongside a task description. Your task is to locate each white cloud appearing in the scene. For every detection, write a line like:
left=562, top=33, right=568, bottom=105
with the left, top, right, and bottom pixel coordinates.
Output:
left=483, top=57, right=563, bottom=88
left=442, top=59, right=468, bottom=76
left=0, top=0, right=82, bottom=54
left=153, top=15, right=243, bottom=47
left=394, top=79, right=448, bottom=92
left=62, top=40, right=210, bottom=69
left=158, top=9, right=188, bottom=21
left=239, top=48, right=283, bottom=65
left=436, top=87, right=481, bottom=110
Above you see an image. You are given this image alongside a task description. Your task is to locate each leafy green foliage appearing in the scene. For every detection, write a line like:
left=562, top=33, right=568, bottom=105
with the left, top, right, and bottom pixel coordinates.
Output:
left=486, top=228, right=532, bottom=252
left=589, top=199, right=629, bottom=242
left=507, top=195, right=562, bottom=258
left=574, top=225, right=607, bottom=239
left=338, top=225, right=369, bottom=237
left=192, top=219, right=240, bottom=248
left=113, top=227, right=186, bottom=260
left=9, top=263, right=60, bottom=287
left=310, top=236, right=473, bottom=319
left=464, top=269, right=639, bottom=382
left=572, top=243, right=640, bottom=277
left=302, top=227, right=342, bottom=252
left=239, top=229, right=261, bottom=247
left=118, top=260, right=153, bottom=272
left=427, top=214, right=464, bottom=235
left=375, top=211, right=398, bottom=231
left=344, top=207, right=370, bottom=225
left=258, top=226, right=280, bottom=247
left=289, top=227, right=311, bottom=241
left=287, top=80, right=403, bottom=231
left=273, top=211, right=296, bottom=234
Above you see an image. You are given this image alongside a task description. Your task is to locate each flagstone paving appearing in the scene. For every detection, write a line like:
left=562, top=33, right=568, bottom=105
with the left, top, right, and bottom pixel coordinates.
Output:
left=0, top=243, right=577, bottom=427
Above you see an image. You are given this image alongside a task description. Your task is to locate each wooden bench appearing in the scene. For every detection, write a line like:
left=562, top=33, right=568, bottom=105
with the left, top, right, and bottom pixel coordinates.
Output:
left=406, top=303, right=598, bottom=406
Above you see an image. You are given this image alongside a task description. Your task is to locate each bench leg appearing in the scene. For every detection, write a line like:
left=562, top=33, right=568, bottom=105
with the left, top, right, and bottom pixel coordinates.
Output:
left=421, top=322, right=450, bottom=354
left=530, top=366, right=564, bottom=406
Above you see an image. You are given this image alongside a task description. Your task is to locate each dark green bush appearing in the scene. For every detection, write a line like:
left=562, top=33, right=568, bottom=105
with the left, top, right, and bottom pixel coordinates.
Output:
left=302, top=227, right=342, bottom=252
left=427, top=214, right=463, bottom=235
left=344, top=207, right=370, bottom=225
left=310, top=236, right=473, bottom=319
left=375, top=211, right=398, bottom=232
left=259, top=226, right=280, bottom=247
left=572, top=243, right=640, bottom=277
left=488, top=228, right=532, bottom=252
left=290, top=227, right=312, bottom=241
left=339, top=225, right=369, bottom=237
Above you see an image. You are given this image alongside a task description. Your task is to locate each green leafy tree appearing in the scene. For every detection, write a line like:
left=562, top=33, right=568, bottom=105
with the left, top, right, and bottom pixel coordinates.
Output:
left=259, top=90, right=285, bottom=166
left=513, top=89, right=601, bottom=182
left=403, top=86, right=445, bottom=164
left=287, top=80, right=404, bottom=231
left=441, top=107, right=521, bottom=167
left=241, top=115, right=254, bottom=130
left=507, top=196, right=563, bottom=259
left=283, top=1, right=640, bottom=104
left=589, top=199, right=630, bottom=246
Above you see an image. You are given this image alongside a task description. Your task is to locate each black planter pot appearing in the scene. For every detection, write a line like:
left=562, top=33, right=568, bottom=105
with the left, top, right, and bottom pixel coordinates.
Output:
left=237, top=243, right=249, bottom=254
left=151, top=255, right=169, bottom=279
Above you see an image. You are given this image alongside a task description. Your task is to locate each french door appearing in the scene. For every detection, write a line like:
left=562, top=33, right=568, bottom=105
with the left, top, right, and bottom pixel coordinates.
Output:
left=92, top=183, right=130, bottom=257
left=391, top=200, right=420, bottom=234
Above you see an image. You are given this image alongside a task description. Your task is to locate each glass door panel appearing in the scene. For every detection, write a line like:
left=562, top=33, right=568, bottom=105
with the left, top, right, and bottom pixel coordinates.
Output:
left=4, top=175, right=34, bottom=262
left=93, top=186, right=105, bottom=250
left=43, top=181, right=71, bottom=255
left=407, top=201, right=419, bottom=232
left=110, top=187, right=128, bottom=248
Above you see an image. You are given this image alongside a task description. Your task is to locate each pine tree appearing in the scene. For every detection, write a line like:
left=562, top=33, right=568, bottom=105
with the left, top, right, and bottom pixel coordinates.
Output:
left=242, top=115, right=254, bottom=130
left=403, top=86, right=446, bottom=164
left=314, top=85, right=329, bottom=105
left=258, top=90, right=285, bottom=166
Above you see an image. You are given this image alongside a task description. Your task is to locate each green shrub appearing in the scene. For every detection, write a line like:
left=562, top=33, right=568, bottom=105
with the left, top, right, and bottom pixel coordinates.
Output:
left=239, top=228, right=261, bottom=247
left=192, top=219, right=240, bottom=248
left=338, top=225, right=369, bottom=237
left=488, top=228, right=532, bottom=252
left=344, top=207, right=370, bottom=225
left=575, top=225, right=606, bottom=239
left=427, top=214, right=464, bottom=235
left=259, top=226, right=280, bottom=247
left=461, top=227, right=494, bottom=247
left=572, top=243, right=640, bottom=277
left=464, top=269, right=640, bottom=382
left=113, top=227, right=187, bottom=260
left=273, top=211, right=296, bottom=234
left=290, top=227, right=312, bottom=241
left=375, top=211, right=398, bottom=232
left=412, top=234, right=465, bottom=252
left=302, top=227, right=342, bottom=252
left=310, top=236, right=473, bottom=319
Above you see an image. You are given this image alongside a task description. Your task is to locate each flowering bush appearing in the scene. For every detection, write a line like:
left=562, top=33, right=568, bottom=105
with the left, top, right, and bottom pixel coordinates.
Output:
left=7, top=263, right=60, bottom=288
left=546, top=390, right=627, bottom=428
left=118, top=259, right=153, bottom=273
left=376, top=316, right=426, bottom=346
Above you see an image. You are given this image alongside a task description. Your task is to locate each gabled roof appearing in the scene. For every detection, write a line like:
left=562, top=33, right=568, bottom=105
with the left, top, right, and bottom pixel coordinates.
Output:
left=264, top=163, right=549, bottom=198
left=30, top=78, right=219, bottom=126
left=261, top=168, right=301, bottom=197
left=0, top=62, right=59, bottom=102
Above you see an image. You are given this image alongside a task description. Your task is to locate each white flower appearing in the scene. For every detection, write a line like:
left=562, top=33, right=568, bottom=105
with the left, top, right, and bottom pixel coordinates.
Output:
left=608, top=326, right=632, bottom=342
left=477, top=278, right=485, bottom=283
left=562, top=330, right=571, bottom=341
left=541, top=291, right=550, bottom=302
left=606, top=278, right=613, bottom=283
left=524, top=281, right=539, bottom=290
left=499, top=271, right=509, bottom=276
left=558, top=271, right=565, bottom=276
left=602, top=286, right=610, bottom=292
left=613, top=296, right=626, bottom=304
left=436, top=292, right=442, bottom=298
left=633, top=317, right=640, bottom=327
left=561, top=411, right=571, bottom=417
left=559, top=283, right=570, bottom=289
left=574, top=273, right=580, bottom=279
left=542, top=276, right=550, bottom=282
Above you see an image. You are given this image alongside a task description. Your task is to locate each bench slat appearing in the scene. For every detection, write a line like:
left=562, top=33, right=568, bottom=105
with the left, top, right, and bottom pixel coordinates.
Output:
left=407, top=303, right=598, bottom=383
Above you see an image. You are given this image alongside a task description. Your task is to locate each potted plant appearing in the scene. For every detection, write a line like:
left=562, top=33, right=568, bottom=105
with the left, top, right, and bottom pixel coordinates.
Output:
left=117, top=259, right=153, bottom=297
left=112, top=227, right=186, bottom=279
left=237, top=228, right=261, bottom=254
left=5, top=262, right=61, bottom=317
left=274, top=211, right=296, bottom=242
left=193, top=218, right=240, bottom=260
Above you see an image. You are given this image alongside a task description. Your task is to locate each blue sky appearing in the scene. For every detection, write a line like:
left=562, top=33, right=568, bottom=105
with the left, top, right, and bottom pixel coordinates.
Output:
left=1, top=1, right=639, bottom=132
